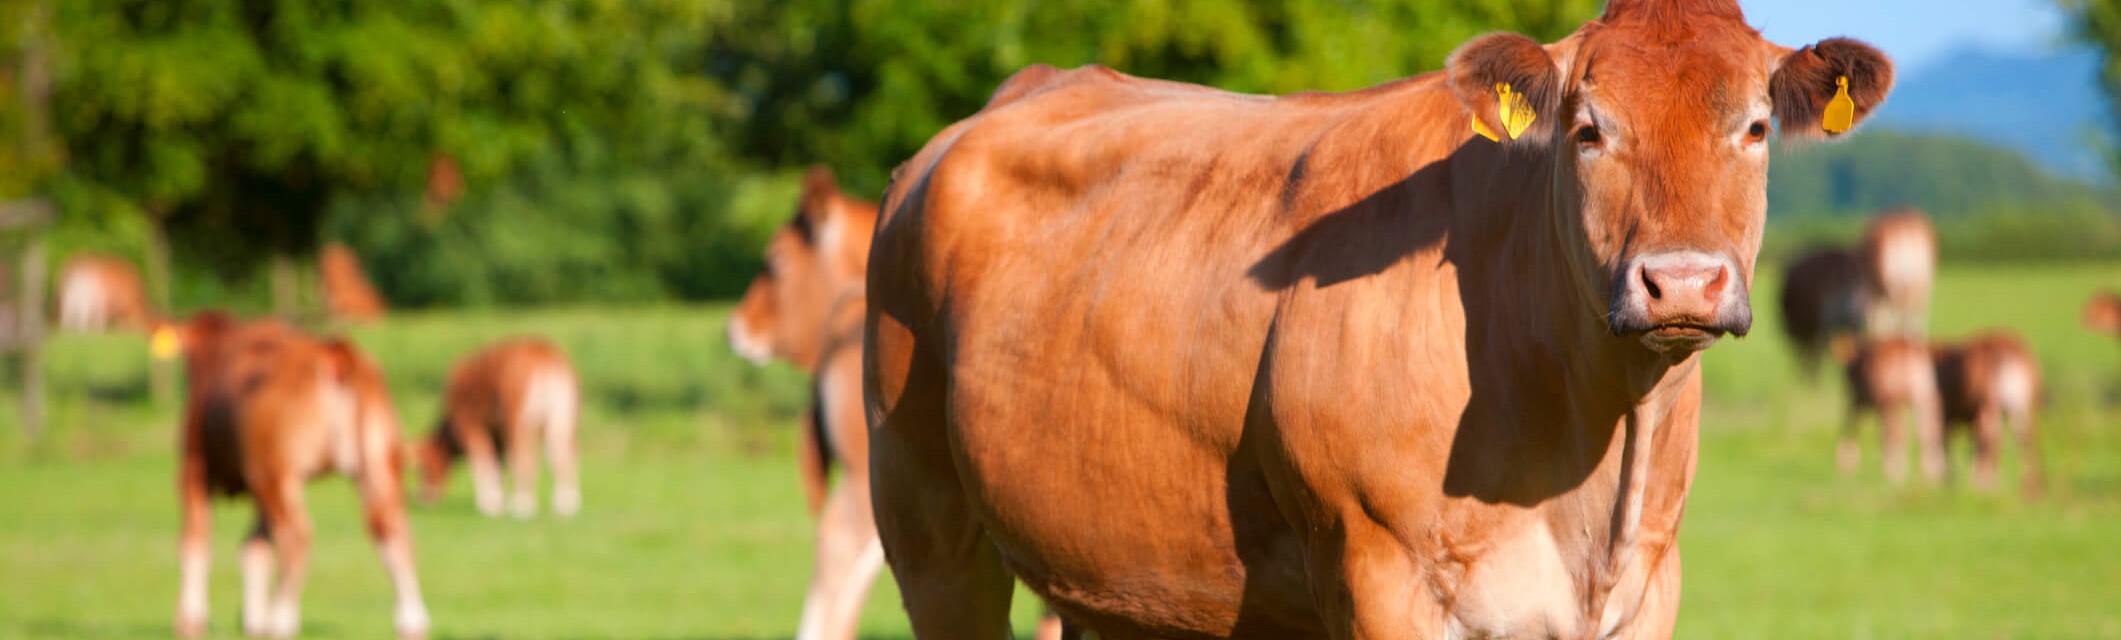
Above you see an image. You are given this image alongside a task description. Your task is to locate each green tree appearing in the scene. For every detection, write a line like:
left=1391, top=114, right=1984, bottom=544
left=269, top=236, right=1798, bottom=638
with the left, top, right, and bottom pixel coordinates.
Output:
left=2066, top=0, right=2121, bottom=176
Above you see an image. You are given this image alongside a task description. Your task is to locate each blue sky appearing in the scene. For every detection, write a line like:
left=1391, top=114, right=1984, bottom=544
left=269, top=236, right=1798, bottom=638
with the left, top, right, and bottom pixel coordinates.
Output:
left=1744, top=0, right=2070, bottom=72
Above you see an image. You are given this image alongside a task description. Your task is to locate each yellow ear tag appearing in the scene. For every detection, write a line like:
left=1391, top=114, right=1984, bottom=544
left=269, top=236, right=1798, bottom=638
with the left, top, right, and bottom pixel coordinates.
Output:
left=1821, top=75, right=1855, bottom=134
left=1470, top=83, right=1534, bottom=142
left=150, top=326, right=181, bottom=360
left=1496, top=83, right=1536, bottom=140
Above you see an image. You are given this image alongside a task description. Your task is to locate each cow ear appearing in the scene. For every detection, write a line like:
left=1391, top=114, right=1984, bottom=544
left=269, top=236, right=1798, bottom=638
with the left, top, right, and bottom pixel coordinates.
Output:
left=800, top=165, right=841, bottom=224
left=1770, top=38, right=1893, bottom=139
left=1447, top=33, right=1563, bottom=147
left=321, top=339, right=363, bottom=383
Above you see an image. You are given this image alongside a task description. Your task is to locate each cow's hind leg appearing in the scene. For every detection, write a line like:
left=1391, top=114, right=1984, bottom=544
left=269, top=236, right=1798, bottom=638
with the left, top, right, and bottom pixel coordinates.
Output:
left=795, top=476, right=886, bottom=640
left=869, top=346, right=1012, bottom=639
left=505, top=418, right=542, bottom=519
left=175, top=455, right=213, bottom=638
left=356, top=450, right=431, bottom=639
left=254, top=477, right=312, bottom=639
left=241, top=517, right=275, bottom=637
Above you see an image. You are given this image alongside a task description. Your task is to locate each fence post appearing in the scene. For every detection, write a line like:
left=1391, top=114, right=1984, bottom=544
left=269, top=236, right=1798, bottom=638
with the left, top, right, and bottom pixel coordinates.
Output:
left=19, top=233, right=45, bottom=438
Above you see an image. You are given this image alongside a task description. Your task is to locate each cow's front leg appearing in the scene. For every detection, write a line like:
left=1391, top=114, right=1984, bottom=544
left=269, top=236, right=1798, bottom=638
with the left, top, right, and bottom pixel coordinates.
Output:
left=1309, top=517, right=1443, bottom=640
left=1606, top=543, right=1683, bottom=640
left=175, top=454, right=212, bottom=638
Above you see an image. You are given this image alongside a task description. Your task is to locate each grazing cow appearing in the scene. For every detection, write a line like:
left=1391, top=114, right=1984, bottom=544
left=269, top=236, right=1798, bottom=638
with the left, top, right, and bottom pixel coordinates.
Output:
left=58, top=252, right=151, bottom=332
left=319, top=243, right=387, bottom=323
left=1779, top=248, right=1868, bottom=377
left=1837, top=338, right=1945, bottom=483
left=1932, top=331, right=2043, bottom=493
left=730, top=166, right=897, bottom=640
left=1858, top=208, right=1936, bottom=339
left=863, top=1, right=1892, bottom=636
left=2084, top=288, right=2121, bottom=339
left=157, top=312, right=428, bottom=639
left=414, top=336, right=582, bottom=518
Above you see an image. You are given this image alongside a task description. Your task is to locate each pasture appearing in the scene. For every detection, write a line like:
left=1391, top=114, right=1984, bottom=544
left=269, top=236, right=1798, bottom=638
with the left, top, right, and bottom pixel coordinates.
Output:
left=3, top=264, right=2119, bottom=638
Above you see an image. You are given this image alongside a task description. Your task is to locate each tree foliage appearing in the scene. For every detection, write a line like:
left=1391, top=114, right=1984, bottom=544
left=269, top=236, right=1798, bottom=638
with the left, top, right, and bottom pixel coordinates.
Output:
left=2065, top=0, right=2121, bottom=176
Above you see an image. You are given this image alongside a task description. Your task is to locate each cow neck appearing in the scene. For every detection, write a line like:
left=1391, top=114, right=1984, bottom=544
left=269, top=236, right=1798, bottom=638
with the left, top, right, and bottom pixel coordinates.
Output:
left=1436, top=117, right=1699, bottom=615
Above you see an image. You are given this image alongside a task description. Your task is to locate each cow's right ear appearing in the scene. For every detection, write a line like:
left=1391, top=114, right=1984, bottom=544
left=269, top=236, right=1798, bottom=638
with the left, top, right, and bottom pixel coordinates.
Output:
left=1447, top=33, right=1563, bottom=147
left=1770, top=38, right=1894, bottom=139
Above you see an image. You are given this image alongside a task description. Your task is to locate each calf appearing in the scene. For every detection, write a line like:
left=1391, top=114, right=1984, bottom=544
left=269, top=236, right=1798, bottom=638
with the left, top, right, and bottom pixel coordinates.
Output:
left=2084, top=288, right=2121, bottom=338
left=1859, top=208, right=1937, bottom=339
left=58, top=252, right=151, bottom=332
left=1779, top=248, right=1868, bottom=377
left=1933, top=331, right=2044, bottom=493
left=156, top=311, right=428, bottom=639
left=414, top=336, right=581, bottom=518
left=1838, top=338, right=1946, bottom=483
left=319, top=243, right=387, bottom=323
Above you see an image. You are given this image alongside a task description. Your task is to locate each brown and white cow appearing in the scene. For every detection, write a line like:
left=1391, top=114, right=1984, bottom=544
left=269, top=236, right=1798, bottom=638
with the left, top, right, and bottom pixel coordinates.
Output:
left=319, top=242, right=388, bottom=323
left=58, top=252, right=152, bottom=333
left=156, top=312, right=428, bottom=639
left=1779, top=248, right=1868, bottom=377
left=1932, top=331, right=2044, bottom=493
left=864, top=1, right=1892, bottom=636
left=729, top=166, right=896, bottom=640
left=414, top=336, right=582, bottom=518
left=1837, top=337, right=1946, bottom=483
left=1858, top=208, right=1936, bottom=339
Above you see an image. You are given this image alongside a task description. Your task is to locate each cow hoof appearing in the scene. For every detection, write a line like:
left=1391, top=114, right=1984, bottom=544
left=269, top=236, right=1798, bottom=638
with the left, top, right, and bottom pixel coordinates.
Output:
left=554, top=489, right=580, bottom=518
left=266, top=605, right=300, bottom=639
left=396, top=601, right=431, bottom=640
left=175, top=617, right=206, bottom=639
left=510, top=495, right=538, bottom=519
left=476, top=497, right=503, bottom=517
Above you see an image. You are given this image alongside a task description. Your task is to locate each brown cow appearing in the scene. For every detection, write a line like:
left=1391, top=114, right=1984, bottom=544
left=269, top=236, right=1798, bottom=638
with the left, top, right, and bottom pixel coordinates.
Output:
left=58, top=252, right=152, bottom=332
left=1837, top=337, right=1946, bottom=483
left=1933, top=331, right=2043, bottom=493
left=414, top=336, right=582, bottom=518
left=319, top=242, right=387, bottom=323
left=156, top=312, right=428, bottom=639
left=1858, top=208, right=1936, bottom=339
left=864, top=1, right=1892, bottom=636
left=2084, top=288, right=2121, bottom=338
left=1779, top=248, right=1868, bottom=377
left=729, top=166, right=893, bottom=640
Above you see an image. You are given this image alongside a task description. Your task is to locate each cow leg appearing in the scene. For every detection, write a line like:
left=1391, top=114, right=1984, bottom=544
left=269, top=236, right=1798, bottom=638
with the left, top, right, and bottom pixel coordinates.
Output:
left=1914, top=391, right=1947, bottom=483
left=794, top=475, right=885, bottom=640
left=796, top=410, right=830, bottom=516
left=175, top=455, right=212, bottom=638
left=1607, top=543, right=1684, bottom=640
left=546, top=405, right=581, bottom=517
left=454, top=416, right=505, bottom=517
left=1879, top=404, right=1909, bottom=484
left=2009, top=403, right=2043, bottom=496
left=1309, top=518, right=1437, bottom=639
left=255, top=477, right=313, bottom=639
left=1837, top=407, right=1864, bottom=476
left=1971, top=408, right=2002, bottom=491
left=869, top=378, right=1012, bottom=638
left=505, top=420, right=542, bottom=519
left=1037, top=608, right=1069, bottom=640
left=357, top=451, right=432, bottom=639
left=241, top=517, right=275, bottom=637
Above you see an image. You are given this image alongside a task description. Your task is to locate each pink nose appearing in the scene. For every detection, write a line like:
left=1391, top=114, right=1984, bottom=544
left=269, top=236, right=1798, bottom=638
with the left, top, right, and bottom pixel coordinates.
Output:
left=1637, top=255, right=1731, bottom=325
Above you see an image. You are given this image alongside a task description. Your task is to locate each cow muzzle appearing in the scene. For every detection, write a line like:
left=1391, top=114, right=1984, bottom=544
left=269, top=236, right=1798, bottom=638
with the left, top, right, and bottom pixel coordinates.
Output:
left=726, top=316, right=774, bottom=366
left=1609, top=251, right=1751, bottom=354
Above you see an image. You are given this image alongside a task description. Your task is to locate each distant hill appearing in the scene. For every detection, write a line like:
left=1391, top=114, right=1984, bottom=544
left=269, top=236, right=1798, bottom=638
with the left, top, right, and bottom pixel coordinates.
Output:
left=1870, top=45, right=2114, bottom=183
left=1768, top=130, right=2114, bottom=218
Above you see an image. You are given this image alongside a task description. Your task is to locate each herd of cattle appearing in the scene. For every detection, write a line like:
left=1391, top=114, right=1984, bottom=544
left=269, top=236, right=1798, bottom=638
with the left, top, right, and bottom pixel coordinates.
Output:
left=25, top=1, right=2121, bottom=638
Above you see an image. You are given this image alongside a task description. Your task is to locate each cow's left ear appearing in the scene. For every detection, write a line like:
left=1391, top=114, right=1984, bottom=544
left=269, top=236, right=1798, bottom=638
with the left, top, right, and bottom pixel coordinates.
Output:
left=800, top=165, right=842, bottom=224
left=1770, top=38, right=1894, bottom=139
left=1447, top=33, right=1563, bottom=146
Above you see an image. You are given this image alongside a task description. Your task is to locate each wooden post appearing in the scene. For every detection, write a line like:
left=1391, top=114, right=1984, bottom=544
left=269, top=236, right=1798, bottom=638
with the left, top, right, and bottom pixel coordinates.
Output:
left=2, top=201, right=53, bottom=439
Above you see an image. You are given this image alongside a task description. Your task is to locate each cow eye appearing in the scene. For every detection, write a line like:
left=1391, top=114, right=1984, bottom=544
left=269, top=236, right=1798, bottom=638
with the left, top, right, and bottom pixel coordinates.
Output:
left=1575, top=124, right=1602, bottom=148
left=1745, top=120, right=1769, bottom=144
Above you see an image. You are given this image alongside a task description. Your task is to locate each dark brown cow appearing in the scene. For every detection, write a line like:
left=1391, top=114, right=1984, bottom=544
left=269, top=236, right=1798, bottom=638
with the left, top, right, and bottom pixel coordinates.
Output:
left=415, top=336, right=582, bottom=518
left=1837, top=338, right=1945, bottom=483
left=1778, top=248, right=1867, bottom=377
left=729, top=166, right=888, bottom=640
left=1933, top=331, right=2043, bottom=493
left=58, top=252, right=152, bottom=332
left=1858, top=208, right=1936, bottom=338
left=156, top=312, right=428, bottom=639
left=319, top=242, right=387, bottom=323
left=864, top=1, right=1892, bottom=636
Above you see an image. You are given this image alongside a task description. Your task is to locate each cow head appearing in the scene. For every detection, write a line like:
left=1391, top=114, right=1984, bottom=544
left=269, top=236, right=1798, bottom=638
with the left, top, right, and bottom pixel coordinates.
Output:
left=728, top=165, right=873, bottom=371
left=414, top=420, right=459, bottom=504
left=1449, top=0, right=1892, bottom=356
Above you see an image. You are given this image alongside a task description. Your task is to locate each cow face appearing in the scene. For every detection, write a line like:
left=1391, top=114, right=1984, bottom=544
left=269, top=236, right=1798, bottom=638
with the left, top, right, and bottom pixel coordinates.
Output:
left=728, top=166, right=863, bottom=371
left=1449, top=0, right=1892, bottom=356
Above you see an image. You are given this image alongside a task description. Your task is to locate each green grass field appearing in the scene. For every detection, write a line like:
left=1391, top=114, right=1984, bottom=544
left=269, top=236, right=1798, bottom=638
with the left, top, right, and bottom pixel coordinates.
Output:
left=4, top=264, right=2120, bottom=638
